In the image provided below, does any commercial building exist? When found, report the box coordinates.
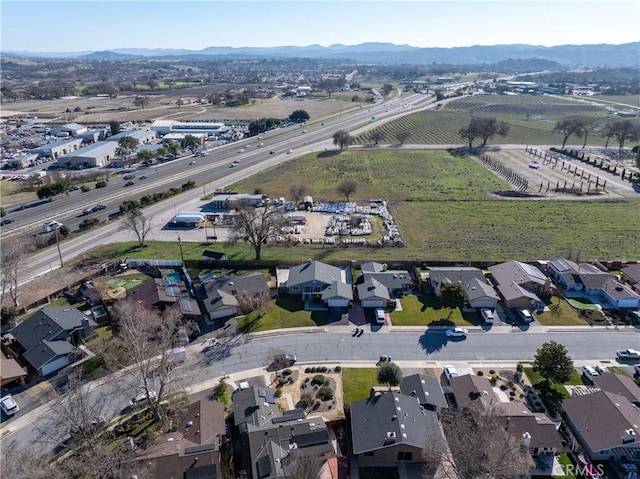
[30,138,84,159]
[58,141,118,168]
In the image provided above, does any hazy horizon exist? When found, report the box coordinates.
[2,1,639,54]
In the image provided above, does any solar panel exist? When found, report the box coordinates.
[271,410,305,423]
[185,443,216,454]
[163,280,180,297]
[518,262,546,280]
[294,429,330,448]
[179,298,192,312]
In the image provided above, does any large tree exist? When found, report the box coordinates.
[121,211,153,247]
[333,129,352,150]
[458,122,480,149]
[228,200,283,260]
[532,341,574,384]
[109,120,121,136]
[370,130,385,146]
[425,409,534,479]
[553,117,584,149]
[336,179,357,201]
[289,109,310,123]
[182,134,200,153]
[476,117,510,147]
[0,238,30,306]
[439,283,467,314]
[116,136,138,166]
[578,117,600,148]
[611,119,640,151]
[289,184,307,203]
[377,361,403,390]
[110,300,184,423]
[395,129,411,145]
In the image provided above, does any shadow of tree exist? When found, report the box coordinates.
[418,326,450,355]
[317,150,342,158]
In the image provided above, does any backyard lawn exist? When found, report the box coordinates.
[390,294,480,326]
[236,296,328,333]
[535,296,588,326]
[342,368,383,405]
[566,297,599,310]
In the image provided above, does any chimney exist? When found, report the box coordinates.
[384,431,396,445]
[622,429,637,444]
[521,432,531,449]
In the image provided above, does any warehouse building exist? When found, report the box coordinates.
[30,138,84,159]
[107,129,157,145]
[58,141,118,168]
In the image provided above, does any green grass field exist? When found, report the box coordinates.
[390,294,480,326]
[535,297,588,326]
[342,368,383,404]
[236,297,328,332]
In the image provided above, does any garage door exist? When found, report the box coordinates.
[211,307,236,319]
[362,299,385,308]
[327,298,349,308]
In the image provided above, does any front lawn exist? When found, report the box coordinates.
[554,453,576,479]
[390,294,479,326]
[535,296,588,326]
[566,297,599,310]
[342,368,383,405]
[524,367,570,415]
[236,296,328,333]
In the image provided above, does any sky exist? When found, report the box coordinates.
[2,0,639,53]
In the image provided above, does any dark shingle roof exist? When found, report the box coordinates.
[449,374,500,413]
[593,373,640,404]
[285,261,343,288]
[400,373,448,409]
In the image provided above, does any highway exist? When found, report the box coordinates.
[1,326,637,453]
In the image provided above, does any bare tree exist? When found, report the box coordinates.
[428,409,534,479]
[578,117,601,148]
[281,453,324,479]
[1,440,64,479]
[337,179,357,201]
[0,237,30,306]
[121,211,153,247]
[289,184,307,203]
[133,95,146,108]
[110,300,184,423]
[370,130,385,146]
[236,290,272,316]
[553,117,584,149]
[228,200,284,260]
[332,129,352,150]
[611,118,640,151]
[395,129,411,145]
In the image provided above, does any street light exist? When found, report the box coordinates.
[177,235,184,264]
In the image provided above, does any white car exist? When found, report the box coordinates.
[594,365,610,375]
[582,365,599,382]
[517,309,534,322]
[0,395,19,416]
[480,308,495,324]
[375,309,386,324]
[443,365,459,382]
[128,391,157,408]
[445,327,468,338]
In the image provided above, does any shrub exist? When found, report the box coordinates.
[318,366,327,373]
[477,371,484,376]
[275,387,282,398]
[282,369,292,376]
[334,365,342,372]
[489,369,496,375]
[490,375,500,383]
[299,392,314,409]
[80,185,90,192]
[500,384,508,391]
[309,367,316,373]
[312,375,326,386]
[318,386,334,401]
[95,180,107,189]
[305,367,311,373]
[516,363,524,372]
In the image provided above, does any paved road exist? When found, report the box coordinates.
[2,325,637,453]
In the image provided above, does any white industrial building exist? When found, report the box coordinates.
[59,141,118,168]
[107,129,157,145]
[30,138,84,159]
[151,119,229,137]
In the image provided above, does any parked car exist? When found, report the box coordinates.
[480,308,495,324]
[445,327,468,338]
[617,349,640,360]
[0,395,19,416]
[629,310,640,323]
[582,365,599,382]
[139,175,148,180]
[443,365,459,382]
[128,391,157,409]
[635,365,640,377]
[375,309,386,324]
[517,309,534,322]
[594,364,610,375]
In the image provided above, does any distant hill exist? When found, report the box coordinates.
[3,42,639,68]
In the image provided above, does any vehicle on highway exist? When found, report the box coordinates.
[286,149,293,154]
[480,308,495,324]
[43,220,63,233]
[128,391,156,409]
[375,308,386,324]
[258,143,264,147]
[445,327,468,338]
[0,394,19,416]
[93,204,107,211]
[139,175,148,180]
[229,161,239,168]
[189,160,197,165]
[594,364,610,375]
[82,208,93,215]
[124,181,135,187]
[1,218,15,226]
[238,149,245,153]
[617,349,640,360]
[194,151,205,157]
[517,309,534,322]
[269,150,276,154]
[443,365,459,382]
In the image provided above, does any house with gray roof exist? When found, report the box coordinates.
[6,307,96,376]
[621,263,640,294]
[350,392,445,465]
[559,390,640,465]
[428,267,499,309]
[320,280,353,308]
[126,278,200,317]
[360,262,413,297]
[277,260,351,307]
[400,373,448,412]
[357,277,391,308]
[488,261,551,309]
[593,373,640,406]
[201,273,270,320]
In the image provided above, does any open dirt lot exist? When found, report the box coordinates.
[1,93,355,124]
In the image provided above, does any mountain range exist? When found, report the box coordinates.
[4,42,639,67]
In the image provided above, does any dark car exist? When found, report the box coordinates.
[93,204,107,211]
[0,218,15,226]
[124,181,135,187]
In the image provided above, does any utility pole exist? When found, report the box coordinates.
[177,235,185,264]
[55,228,63,267]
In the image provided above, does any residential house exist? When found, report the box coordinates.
[360,262,413,298]
[201,273,270,320]
[131,400,226,479]
[320,280,353,308]
[0,354,27,386]
[350,392,445,465]
[357,277,391,308]
[232,384,335,479]
[488,261,550,310]
[127,278,200,317]
[592,373,640,406]
[277,260,351,305]
[621,264,640,295]
[448,374,500,413]
[399,373,448,412]
[427,267,499,309]
[559,390,640,469]
[5,307,96,376]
